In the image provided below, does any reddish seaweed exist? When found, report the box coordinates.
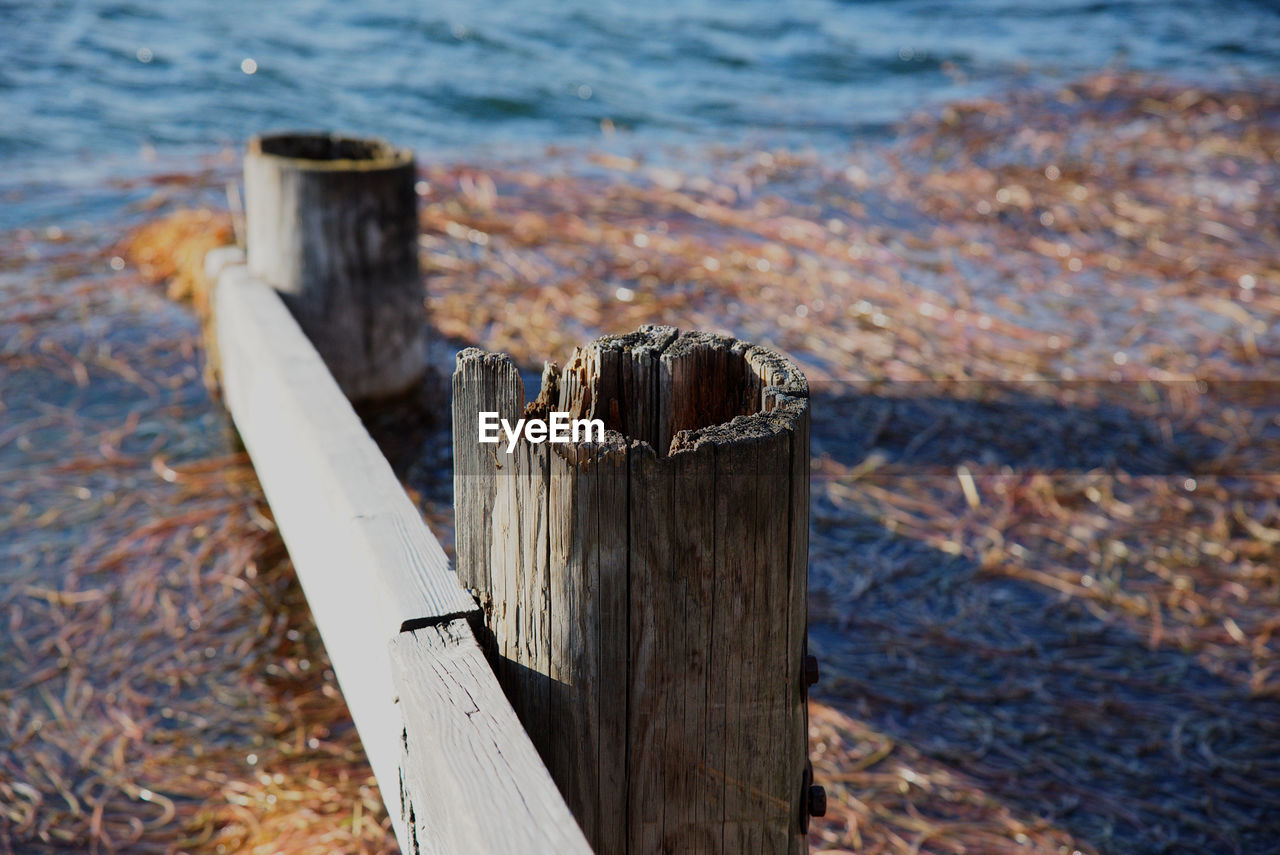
[4,70,1280,853]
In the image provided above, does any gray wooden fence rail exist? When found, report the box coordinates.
[208,244,592,855]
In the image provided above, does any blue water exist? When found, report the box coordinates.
[2,0,1279,226]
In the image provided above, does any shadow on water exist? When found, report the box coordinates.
[808,524,1280,853]
[809,383,1236,477]
[807,383,1280,854]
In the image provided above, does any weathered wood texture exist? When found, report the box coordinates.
[454,326,812,854]
[213,258,588,853]
[244,132,428,400]
[450,349,526,596]
[391,621,593,855]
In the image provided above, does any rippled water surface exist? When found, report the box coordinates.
[4,0,1279,206]
[5,3,1280,854]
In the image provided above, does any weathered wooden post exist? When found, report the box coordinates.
[453,326,821,854]
[244,132,428,400]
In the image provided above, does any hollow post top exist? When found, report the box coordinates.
[454,326,809,461]
[247,132,414,173]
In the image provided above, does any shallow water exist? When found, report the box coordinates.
[4,3,1280,853]
[4,0,1280,227]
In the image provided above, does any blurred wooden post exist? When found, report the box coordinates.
[244,132,427,400]
[453,326,821,854]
